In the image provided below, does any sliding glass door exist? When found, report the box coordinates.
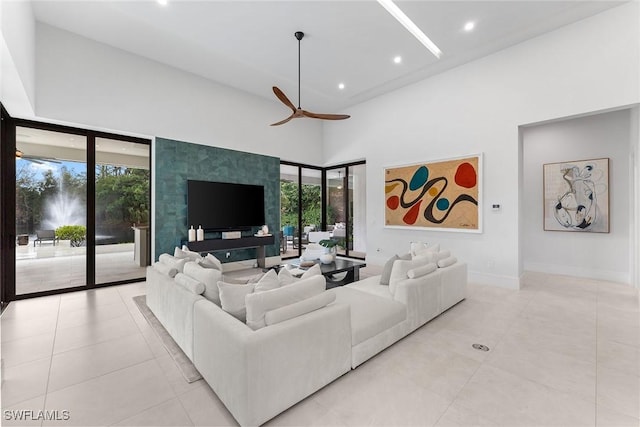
[280,160,366,260]
[95,138,150,284]
[15,127,88,294]
[325,162,366,259]
[2,114,151,300]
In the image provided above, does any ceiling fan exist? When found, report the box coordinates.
[16,149,61,165]
[271,31,350,126]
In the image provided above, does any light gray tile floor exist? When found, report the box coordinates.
[0,273,638,426]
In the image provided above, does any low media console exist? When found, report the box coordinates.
[186,235,275,268]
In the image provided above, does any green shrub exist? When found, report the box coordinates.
[56,225,86,247]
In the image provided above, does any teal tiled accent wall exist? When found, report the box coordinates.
[155,138,280,262]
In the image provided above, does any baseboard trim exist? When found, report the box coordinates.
[524,262,630,285]
[468,271,520,290]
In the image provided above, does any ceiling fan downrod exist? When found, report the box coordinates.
[295,31,304,109]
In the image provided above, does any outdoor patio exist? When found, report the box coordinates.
[16,240,145,295]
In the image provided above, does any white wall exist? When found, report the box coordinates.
[322,3,639,288]
[0,0,36,116]
[34,24,323,164]
[522,110,631,284]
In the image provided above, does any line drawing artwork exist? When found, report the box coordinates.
[384,155,482,232]
[543,158,609,233]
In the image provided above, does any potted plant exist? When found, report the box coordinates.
[55,225,87,247]
[318,239,339,264]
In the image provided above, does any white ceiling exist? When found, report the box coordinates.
[31,0,624,113]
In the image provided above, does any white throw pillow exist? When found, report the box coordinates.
[158,254,188,273]
[413,247,436,262]
[278,268,297,286]
[389,257,430,295]
[254,269,280,292]
[410,241,427,257]
[174,273,205,295]
[200,254,223,271]
[245,275,327,330]
[153,262,178,278]
[407,262,438,279]
[380,253,412,286]
[437,256,458,268]
[175,246,202,261]
[300,263,322,279]
[217,281,256,322]
[183,261,223,305]
[436,250,451,262]
[379,255,399,286]
[265,291,336,326]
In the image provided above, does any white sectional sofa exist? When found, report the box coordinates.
[146,247,466,426]
[337,260,467,367]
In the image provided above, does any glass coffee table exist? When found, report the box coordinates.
[284,258,366,289]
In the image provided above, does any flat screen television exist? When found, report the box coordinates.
[187,180,265,231]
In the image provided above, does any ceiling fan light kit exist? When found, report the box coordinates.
[270,31,350,126]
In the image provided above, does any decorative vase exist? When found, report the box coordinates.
[196,225,204,241]
[188,225,196,242]
[320,253,334,264]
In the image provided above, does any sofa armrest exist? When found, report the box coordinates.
[438,262,467,311]
[393,271,442,332]
[192,300,351,427]
[146,266,203,359]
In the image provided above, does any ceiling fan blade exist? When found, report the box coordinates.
[272,87,296,113]
[301,110,351,121]
[270,114,297,126]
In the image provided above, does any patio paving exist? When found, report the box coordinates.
[16,242,146,295]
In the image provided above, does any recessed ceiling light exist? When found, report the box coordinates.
[464,21,475,32]
[377,0,442,59]
[338,83,345,90]
[157,0,168,6]
[393,56,402,64]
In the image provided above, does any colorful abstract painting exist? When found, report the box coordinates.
[384,155,482,232]
[543,158,609,233]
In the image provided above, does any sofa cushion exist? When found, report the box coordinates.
[380,255,398,286]
[438,256,458,268]
[245,275,327,330]
[200,254,223,271]
[152,261,178,278]
[380,253,411,285]
[300,263,322,280]
[347,275,393,300]
[174,273,205,295]
[410,242,440,257]
[183,261,223,305]
[407,262,438,279]
[333,287,406,346]
[389,257,429,295]
[254,269,280,292]
[175,246,202,261]
[277,267,296,286]
[158,253,188,273]
[264,291,336,327]
[217,281,256,322]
